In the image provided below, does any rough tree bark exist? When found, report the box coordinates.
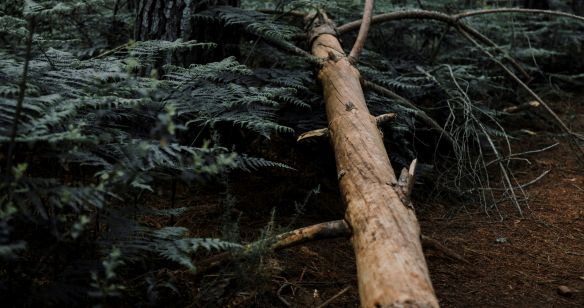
[308,13,439,307]
[134,0,240,66]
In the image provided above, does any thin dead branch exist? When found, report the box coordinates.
[503,101,541,113]
[337,8,584,144]
[420,235,471,264]
[348,0,375,62]
[197,218,469,281]
[337,8,584,33]
[485,142,558,167]
[195,220,351,275]
[316,286,351,308]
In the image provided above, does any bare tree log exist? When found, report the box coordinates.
[307,12,438,307]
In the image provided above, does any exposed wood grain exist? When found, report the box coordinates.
[309,12,438,307]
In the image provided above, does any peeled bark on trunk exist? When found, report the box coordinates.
[308,13,438,307]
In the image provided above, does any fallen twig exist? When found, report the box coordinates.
[93,41,133,59]
[316,286,351,308]
[195,220,351,275]
[485,143,559,167]
[421,235,471,264]
[196,219,470,276]
[502,101,541,113]
[277,283,293,307]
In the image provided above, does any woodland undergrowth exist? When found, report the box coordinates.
[0,0,582,305]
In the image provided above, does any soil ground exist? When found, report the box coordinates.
[184,96,583,307]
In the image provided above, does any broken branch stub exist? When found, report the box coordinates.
[308,12,438,307]
[297,113,395,142]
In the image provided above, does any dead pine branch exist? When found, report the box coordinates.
[197,218,469,273]
[195,220,352,275]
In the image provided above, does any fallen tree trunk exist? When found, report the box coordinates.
[307,12,439,307]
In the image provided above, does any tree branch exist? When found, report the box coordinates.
[195,220,351,275]
[337,8,584,34]
[348,0,375,62]
[338,10,455,34]
[196,219,469,275]
[338,8,584,144]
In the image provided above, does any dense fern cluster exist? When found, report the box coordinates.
[0,0,307,305]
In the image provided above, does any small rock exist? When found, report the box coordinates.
[557,285,573,297]
[495,237,508,244]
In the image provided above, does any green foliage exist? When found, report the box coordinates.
[0,0,301,305]
[1,0,582,305]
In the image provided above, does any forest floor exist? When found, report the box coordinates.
[177,95,583,307]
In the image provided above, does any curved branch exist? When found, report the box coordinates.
[338,9,584,142]
[348,0,375,62]
[337,8,584,34]
[339,10,454,34]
